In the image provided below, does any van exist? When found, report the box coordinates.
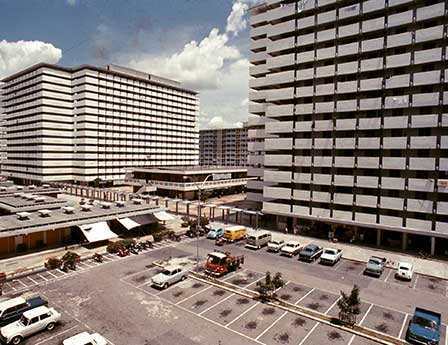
[245,230,272,249]
[207,228,224,239]
[223,225,246,242]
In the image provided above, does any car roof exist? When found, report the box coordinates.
[247,230,270,236]
[0,297,26,311]
[163,265,183,271]
[209,252,227,259]
[398,262,413,268]
[63,332,93,344]
[23,305,50,318]
[285,240,300,245]
[305,244,318,249]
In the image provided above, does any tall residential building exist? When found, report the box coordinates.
[249,0,448,255]
[199,125,248,166]
[1,64,199,184]
[0,84,6,171]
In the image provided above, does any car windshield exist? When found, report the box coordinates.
[414,316,437,330]
[304,247,313,252]
[247,236,256,240]
[162,269,174,275]
[286,243,296,248]
[399,266,409,271]
[271,241,281,245]
[324,249,335,255]
[369,258,381,265]
[19,315,29,326]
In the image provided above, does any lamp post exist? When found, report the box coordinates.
[193,174,214,272]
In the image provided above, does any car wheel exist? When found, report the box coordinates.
[163,283,169,289]
[11,336,23,345]
[46,322,56,331]
[181,275,187,281]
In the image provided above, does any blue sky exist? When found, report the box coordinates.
[0,0,258,128]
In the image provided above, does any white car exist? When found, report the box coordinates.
[396,262,414,281]
[63,331,108,345]
[320,248,343,265]
[0,306,61,344]
[280,241,302,257]
[151,265,188,289]
[267,239,286,253]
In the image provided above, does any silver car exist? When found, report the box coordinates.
[151,265,188,289]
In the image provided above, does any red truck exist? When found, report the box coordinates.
[205,251,244,277]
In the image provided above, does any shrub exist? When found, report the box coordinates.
[45,257,60,269]
[106,239,134,253]
[153,232,163,242]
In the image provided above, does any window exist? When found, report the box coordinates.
[30,316,39,325]
[40,313,51,321]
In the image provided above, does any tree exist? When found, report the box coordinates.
[337,285,361,326]
[256,271,285,301]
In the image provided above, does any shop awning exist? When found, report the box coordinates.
[78,221,118,242]
[117,214,158,230]
[153,211,176,221]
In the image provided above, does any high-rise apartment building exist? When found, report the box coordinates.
[0,84,6,171]
[249,0,448,255]
[199,125,248,166]
[1,64,199,184]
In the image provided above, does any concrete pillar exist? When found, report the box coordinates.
[186,204,190,216]
[275,215,279,231]
[222,209,225,223]
[402,233,408,251]
[430,237,436,256]
[226,209,230,223]
[175,202,179,214]
[209,207,212,219]
[165,199,169,208]
[156,199,159,206]
[376,229,382,247]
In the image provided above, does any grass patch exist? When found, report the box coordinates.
[213,290,226,296]
[133,275,149,283]
[327,331,342,340]
[347,266,357,271]
[247,272,255,278]
[292,317,306,327]
[219,309,232,318]
[307,302,321,310]
[383,311,394,320]
[277,332,290,344]
[428,277,441,283]
[193,300,207,308]
[262,307,276,315]
[236,298,250,305]
[292,286,303,292]
[172,291,184,297]
[375,323,389,333]
[280,294,292,301]
[245,321,257,329]
[427,284,436,290]
[192,282,203,288]
[319,294,329,301]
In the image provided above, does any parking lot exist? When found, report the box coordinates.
[2,234,448,345]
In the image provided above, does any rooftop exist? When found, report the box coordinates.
[0,194,66,213]
[132,166,247,175]
[0,200,164,237]
[0,185,60,197]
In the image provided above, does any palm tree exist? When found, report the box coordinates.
[256,271,285,300]
[337,285,361,326]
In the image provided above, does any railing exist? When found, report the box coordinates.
[142,178,256,191]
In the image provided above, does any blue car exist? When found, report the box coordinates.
[207,228,224,239]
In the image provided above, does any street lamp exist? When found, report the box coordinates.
[192,174,214,272]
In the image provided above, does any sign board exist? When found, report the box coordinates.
[213,173,231,181]
[438,180,448,187]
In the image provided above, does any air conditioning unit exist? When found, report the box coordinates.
[17,212,31,220]
[62,206,75,214]
[116,201,125,207]
[81,204,93,211]
[38,209,52,217]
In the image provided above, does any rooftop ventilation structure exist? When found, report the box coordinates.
[132,198,143,205]
[38,209,51,217]
[17,212,31,220]
[81,204,93,212]
[116,201,125,207]
[62,206,75,214]
[100,202,112,209]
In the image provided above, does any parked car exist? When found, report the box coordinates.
[207,228,224,239]
[151,265,188,289]
[280,241,302,257]
[406,307,441,345]
[0,305,61,344]
[267,239,286,253]
[364,256,387,277]
[299,244,323,262]
[319,248,342,265]
[245,230,271,249]
[63,331,108,345]
[396,262,414,281]
[0,296,48,327]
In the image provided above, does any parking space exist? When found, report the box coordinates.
[335,260,365,276]
[385,269,416,288]
[178,286,233,314]
[415,275,448,296]
[276,282,313,303]
[156,279,210,304]
[296,288,340,314]
[302,323,353,345]
[361,305,407,338]
[224,269,264,288]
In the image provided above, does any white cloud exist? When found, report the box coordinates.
[66,0,77,6]
[0,40,62,79]
[226,1,249,36]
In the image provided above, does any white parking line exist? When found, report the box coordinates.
[13,279,28,288]
[199,293,235,316]
[296,288,315,304]
[226,301,260,328]
[347,335,356,345]
[445,325,447,345]
[33,325,78,345]
[176,286,212,305]
[298,322,319,345]
[398,313,409,339]
[255,310,288,340]
[359,304,373,326]
[81,261,94,268]
[26,276,38,285]
[46,270,58,278]
[384,269,394,282]
[38,273,49,281]
[5,282,16,291]
[412,274,419,289]
[325,296,341,315]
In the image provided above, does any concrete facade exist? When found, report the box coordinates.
[248,0,448,254]
[1,64,199,184]
[0,83,6,172]
[199,125,248,166]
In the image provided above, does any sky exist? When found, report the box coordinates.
[0,0,262,129]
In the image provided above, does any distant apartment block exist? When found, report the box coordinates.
[249,0,448,255]
[0,84,6,170]
[1,64,199,184]
[199,125,248,166]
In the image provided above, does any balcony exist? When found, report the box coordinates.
[360,78,382,91]
[338,42,359,57]
[380,215,402,227]
[267,37,295,55]
[339,23,359,38]
[249,90,266,102]
[267,53,295,70]
[313,156,332,167]
[313,191,331,203]
[264,170,291,183]
[357,157,379,169]
[384,116,408,129]
[317,10,336,25]
[248,142,265,152]
[334,193,353,205]
[382,157,406,170]
[335,137,355,149]
[293,190,310,201]
[383,137,407,149]
[293,172,311,184]
[415,48,442,65]
[249,77,266,89]
[409,158,435,171]
[386,53,411,68]
[388,10,412,28]
[263,202,291,214]
[337,81,357,94]
[250,11,267,26]
[417,3,445,21]
[314,138,333,149]
[413,93,439,107]
[249,102,266,114]
[267,3,295,21]
[356,195,377,208]
[264,186,291,200]
[385,74,410,89]
[266,104,294,117]
[359,117,381,130]
[415,25,444,43]
[265,121,293,134]
[313,173,331,185]
[265,138,293,151]
[381,177,405,190]
[250,38,267,51]
[295,121,313,132]
[294,139,312,149]
[410,136,437,149]
[268,19,295,38]
[311,208,330,218]
[266,87,294,102]
[339,3,359,19]
[316,28,336,43]
[250,64,268,77]
[388,32,412,48]
[251,24,267,39]
[264,154,292,166]
[357,176,378,188]
[265,70,295,86]
[408,178,434,192]
[363,0,385,13]
[385,95,408,108]
[250,51,268,65]
[334,156,355,168]
[407,218,432,231]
